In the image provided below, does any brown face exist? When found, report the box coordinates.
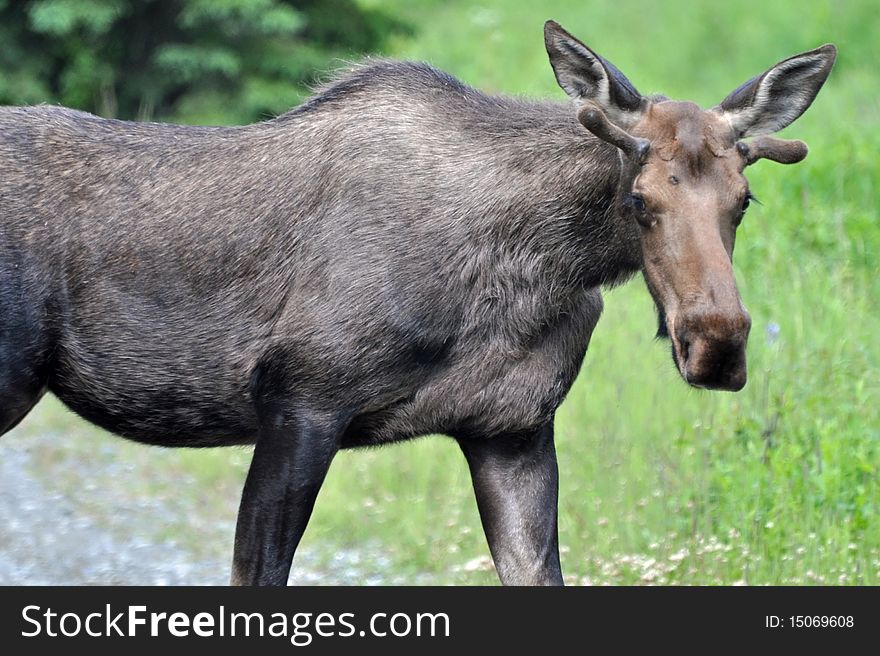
[628,102,752,391]
[544,19,835,393]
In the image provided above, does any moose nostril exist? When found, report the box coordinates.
[676,330,691,363]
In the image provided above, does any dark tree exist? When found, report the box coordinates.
[0,0,410,124]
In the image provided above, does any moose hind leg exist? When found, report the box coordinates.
[230,401,346,586]
[0,372,46,436]
[458,423,564,586]
[0,275,50,436]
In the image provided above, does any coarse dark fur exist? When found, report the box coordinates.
[0,61,618,447]
[0,22,835,585]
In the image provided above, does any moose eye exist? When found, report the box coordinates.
[735,192,757,227]
[629,194,655,228]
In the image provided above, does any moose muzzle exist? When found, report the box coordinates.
[674,306,751,391]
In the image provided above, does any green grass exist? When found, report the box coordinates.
[13,0,880,584]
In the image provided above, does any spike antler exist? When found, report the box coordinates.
[577,102,650,163]
[737,137,808,166]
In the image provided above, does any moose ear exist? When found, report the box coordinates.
[717,45,836,138]
[544,20,645,127]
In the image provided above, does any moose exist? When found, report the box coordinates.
[0,21,835,585]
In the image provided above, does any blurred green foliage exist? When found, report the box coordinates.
[0,0,410,123]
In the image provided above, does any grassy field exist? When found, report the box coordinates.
[12,0,879,584]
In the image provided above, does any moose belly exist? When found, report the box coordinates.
[49,362,259,447]
[47,311,261,447]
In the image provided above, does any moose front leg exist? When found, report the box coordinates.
[458,423,563,586]
[231,408,342,586]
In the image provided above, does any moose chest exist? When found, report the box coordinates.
[336,279,604,445]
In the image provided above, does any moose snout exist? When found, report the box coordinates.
[675,308,751,392]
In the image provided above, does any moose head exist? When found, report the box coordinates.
[545,21,835,391]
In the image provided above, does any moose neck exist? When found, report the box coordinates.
[455,98,643,291]
[274,64,644,293]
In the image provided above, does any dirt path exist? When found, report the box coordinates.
[0,442,227,585]
[0,404,382,585]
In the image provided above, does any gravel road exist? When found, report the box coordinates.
[0,403,391,585]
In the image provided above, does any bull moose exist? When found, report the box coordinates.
[0,21,835,585]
